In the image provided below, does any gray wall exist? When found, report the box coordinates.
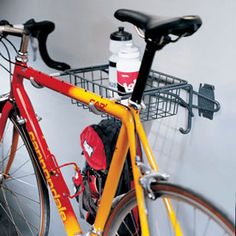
[0,0,235,235]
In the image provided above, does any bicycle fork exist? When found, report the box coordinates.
[0,98,20,180]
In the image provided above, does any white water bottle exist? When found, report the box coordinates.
[108,27,132,98]
[116,44,141,96]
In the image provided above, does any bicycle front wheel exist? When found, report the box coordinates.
[0,112,50,235]
[104,182,235,236]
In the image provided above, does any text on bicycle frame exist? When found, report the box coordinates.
[29,131,67,222]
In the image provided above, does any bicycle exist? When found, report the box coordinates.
[0,8,235,236]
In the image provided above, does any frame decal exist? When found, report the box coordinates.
[29,131,67,221]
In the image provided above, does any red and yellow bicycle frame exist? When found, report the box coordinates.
[0,62,182,236]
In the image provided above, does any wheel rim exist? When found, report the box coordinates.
[105,184,234,236]
[0,117,48,236]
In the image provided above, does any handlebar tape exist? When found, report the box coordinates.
[24,19,71,71]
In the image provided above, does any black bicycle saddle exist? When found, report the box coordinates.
[114,9,202,41]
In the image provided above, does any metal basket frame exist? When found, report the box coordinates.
[63,64,187,118]
[59,64,220,134]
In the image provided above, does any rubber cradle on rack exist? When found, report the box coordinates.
[198,83,215,120]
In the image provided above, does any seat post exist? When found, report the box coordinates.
[131,42,157,105]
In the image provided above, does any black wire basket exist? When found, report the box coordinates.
[60,64,188,122]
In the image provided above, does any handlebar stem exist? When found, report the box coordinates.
[16,33,30,63]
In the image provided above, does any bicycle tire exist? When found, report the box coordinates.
[104,182,235,236]
[0,111,50,236]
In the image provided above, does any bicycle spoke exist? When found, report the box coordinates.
[5,174,38,188]
[129,210,140,236]
[0,200,38,234]
[121,217,135,236]
[0,203,22,236]
[2,185,40,204]
[193,207,196,236]
[6,172,35,181]
[203,217,210,236]
[13,188,37,235]
[2,184,40,218]
[9,159,30,176]
[1,187,22,236]
[1,185,40,231]
[0,144,24,166]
